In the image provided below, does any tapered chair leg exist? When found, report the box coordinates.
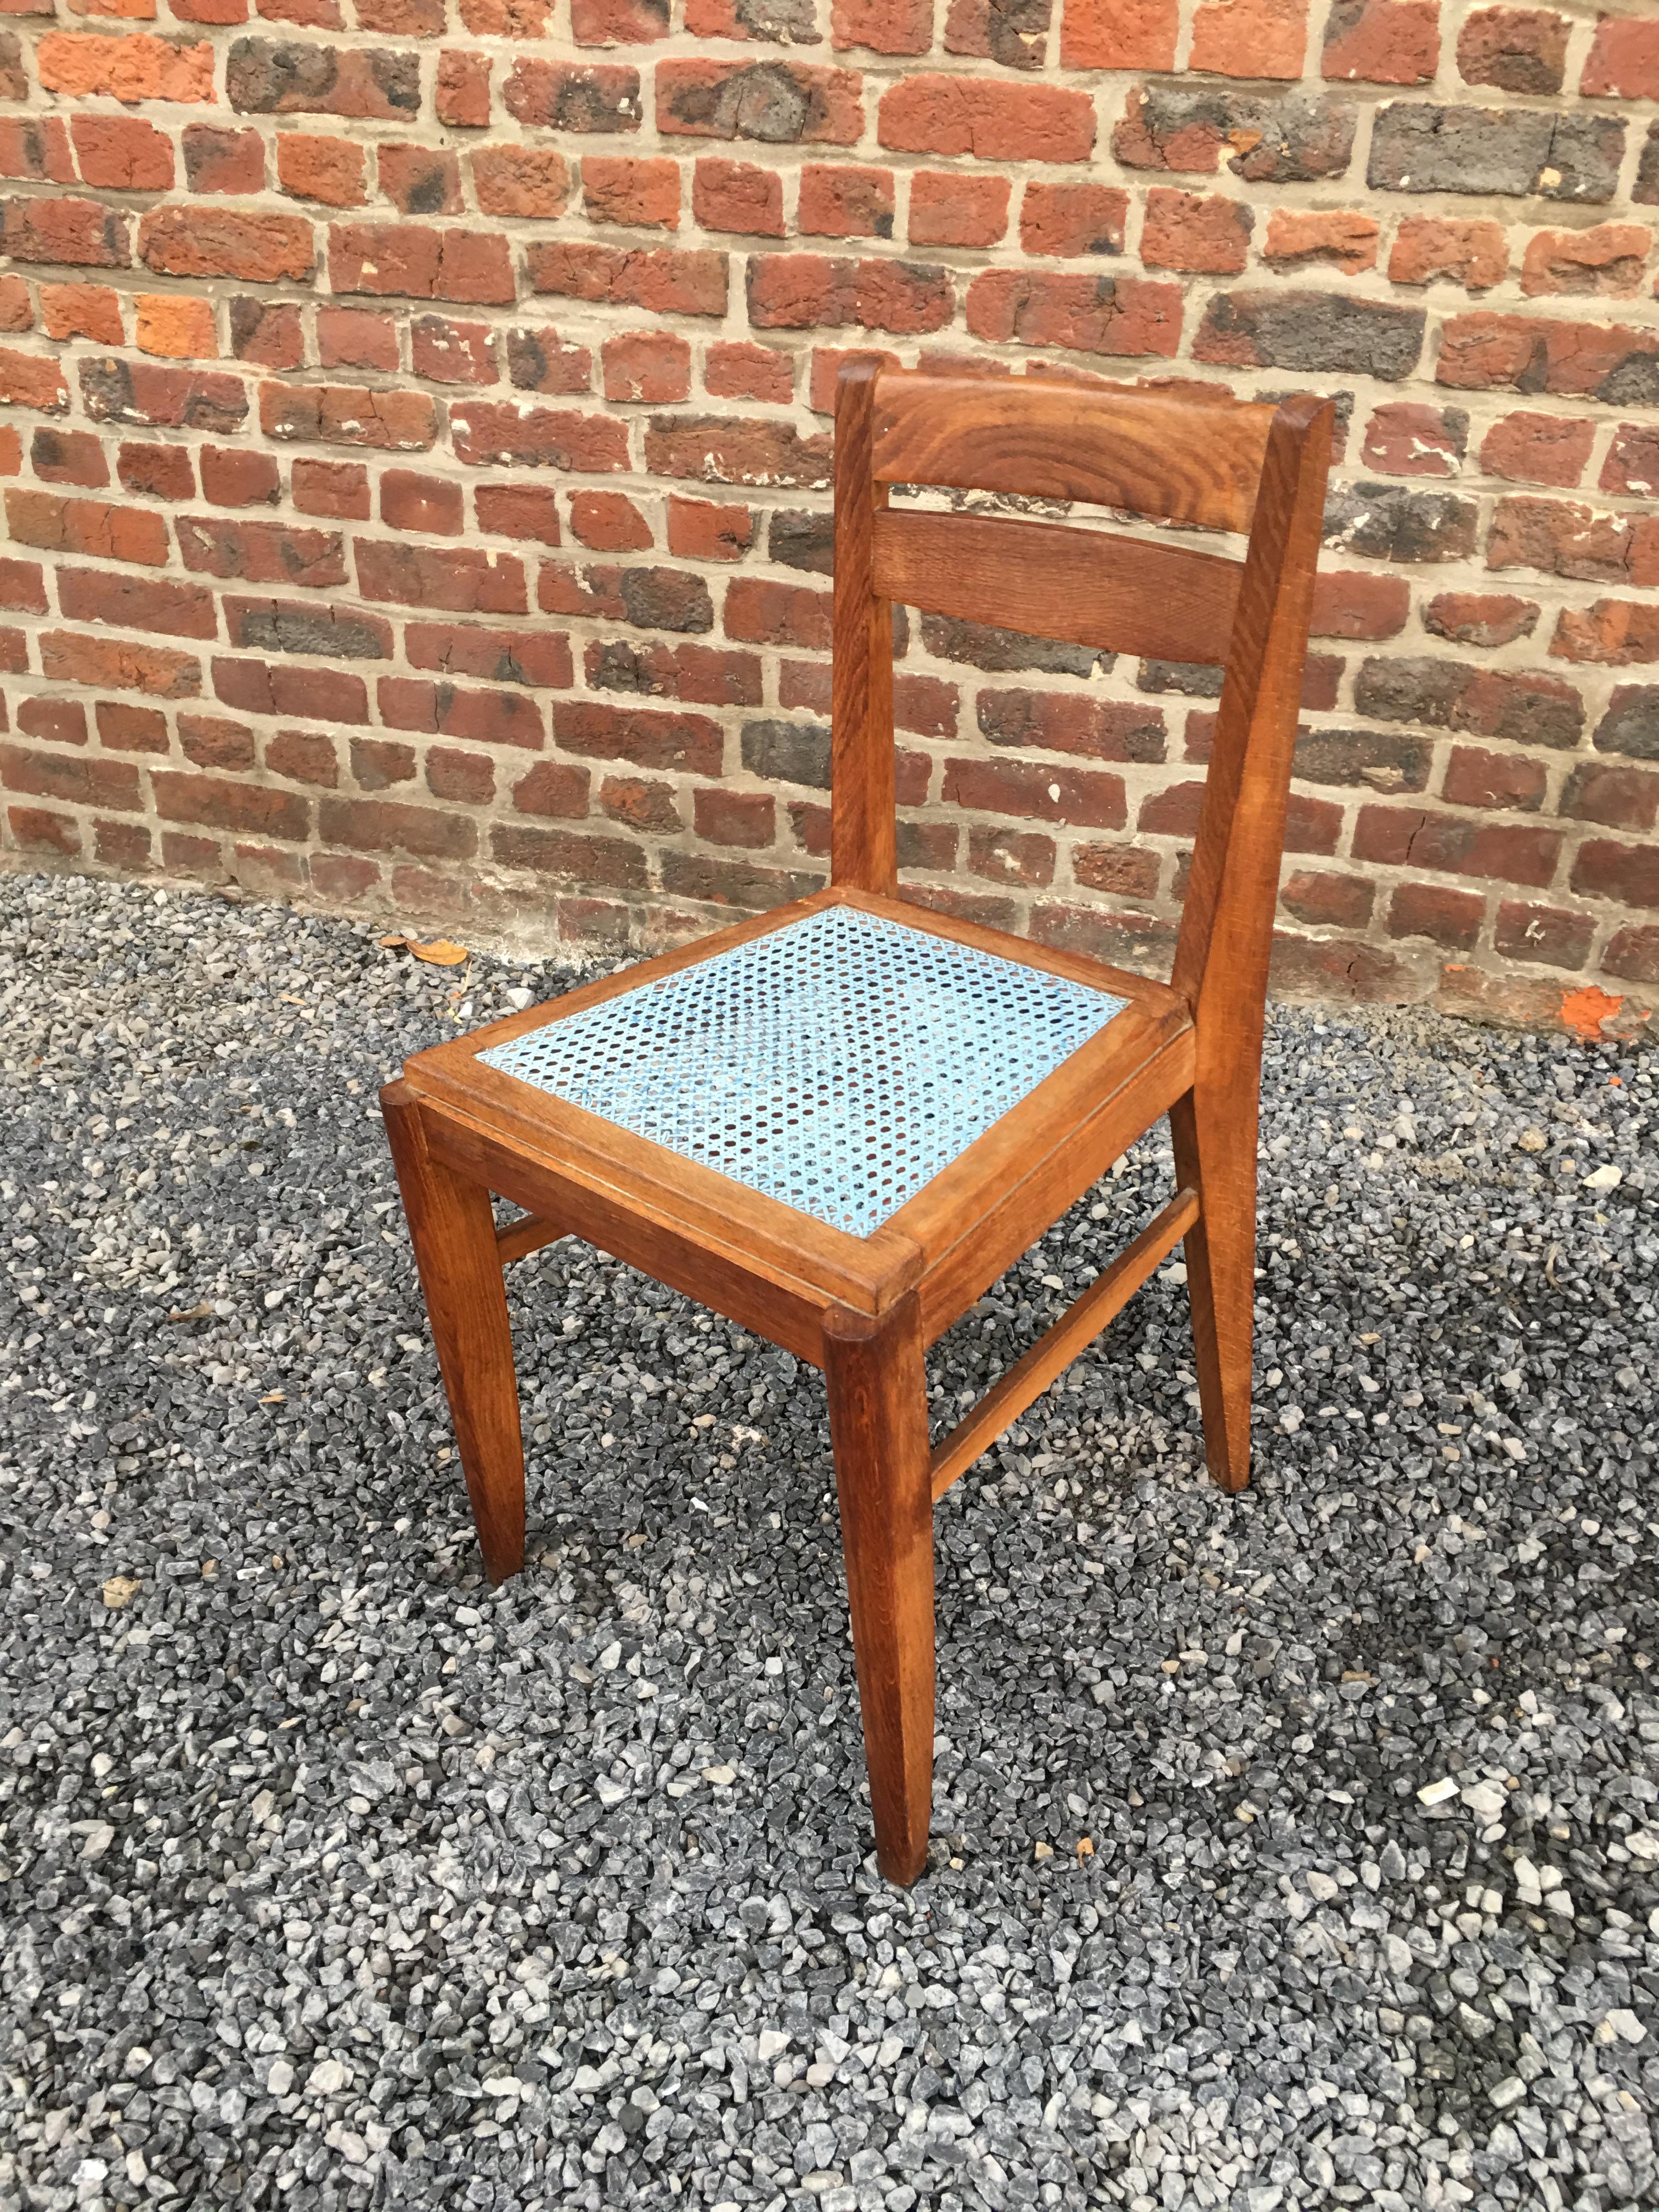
[1171,1087,1257,1494]
[822,1291,935,1884]
[382,1080,526,1582]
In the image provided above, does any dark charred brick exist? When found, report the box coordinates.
[1355,655,1584,749]
[226,597,392,659]
[1113,87,1357,184]
[227,39,421,120]
[1137,659,1222,699]
[1193,290,1424,381]
[617,567,715,634]
[1368,103,1623,204]
[659,61,854,145]
[1323,482,1480,562]
[919,613,1105,678]
[1595,686,1659,761]
[741,717,830,789]
[1293,725,1432,792]
[768,507,834,575]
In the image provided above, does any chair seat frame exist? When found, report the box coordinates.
[383,364,1334,1883]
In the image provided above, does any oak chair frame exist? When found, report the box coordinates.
[382,364,1333,1885]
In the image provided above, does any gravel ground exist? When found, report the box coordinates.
[1,868,1657,2212]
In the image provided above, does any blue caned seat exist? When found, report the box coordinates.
[479,904,1127,1240]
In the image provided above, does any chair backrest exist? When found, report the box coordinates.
[831,362,1334,1025]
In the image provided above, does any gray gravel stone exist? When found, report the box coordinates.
[2,870,1657,2211]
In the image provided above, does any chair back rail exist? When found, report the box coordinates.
[831,359,1334,1011]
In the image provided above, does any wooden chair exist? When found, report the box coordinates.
[381,365,1333,1885]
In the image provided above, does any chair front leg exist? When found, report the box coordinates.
[382,1081,527,1583]
[1170,1085,1256,1494]
[822,1291,934,1884]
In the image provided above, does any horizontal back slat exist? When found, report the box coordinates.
[871,507,1244,667]
[872,373,1276,535]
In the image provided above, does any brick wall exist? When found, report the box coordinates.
[1,1,1657,1035]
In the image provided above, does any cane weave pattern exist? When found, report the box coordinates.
[480,905,1127,1238]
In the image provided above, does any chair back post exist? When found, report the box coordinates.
[1170,396,1334,1074]
[831,357,896,894]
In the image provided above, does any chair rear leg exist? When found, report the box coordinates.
[822,1293,934,1884]
[382,1081,526,1582]
[1171,1087,1256,1494]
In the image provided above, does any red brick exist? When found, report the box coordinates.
[59,565,216,638]
[183,124,266,194]
[595,772,676,831]
[467,146,569,222]
[571,0,668,38]
[2,195,128,269]
[411,313,497,386]
[436,50,490,127]
[909,170,1009,249]
[381,467,463,534]
[276,132,368,207]
[0,349,69,414]
[5,488,168,565]
[602,330,692,404]
[582,153,677,228]
[1388,217,1506,291]
[153,770,309,841]
[1442,744,1548,812]
[1489,493,1659,588]
[98,701,169,755]
[966,826,1054,887]
[800,164,895,241]
[1603,924,1659,985]
[877,76,1096,164]
[354,539,526,614]
[1423,592,1538,647]
[41,282,124,345]
[692,159,784,238]
[0,277,30,332]
[351,736,416,791]
[1059,0,1178,70]
[448,402,630,472]
[1581,16,1659,100]
[1352,804,1561,885]
[1264,208,1379,275]
[1493,899,1594,968]
[475,483,562,545]
[663,496,749,562]
[42,633,201,698]
[1322,0,1438,83]
[1387,882,1484,950]
[179,515,346,589]
[1458,8,1567,94]
[705,341,794,403]
[294,457,370,518]
[1561,760,1659,833]
[943,756,1126,829]
[0,742,142,812]
[382,672,551,742]
[199,443,281,506]
[1570,839,1659,907]
[554,698,723,775]
[1479,411,1594,489]
[528,239,727,317]
[648,414,834,489]
[569,489,652,551]
[320,794,476,860]
[0,119,74,187]
[427,746,496,805]
[179,713,255,771]
[377,142,461,216]
[262,381,437,450]
[230,298,303,370]
[1142,189,1252,275]
[118,441,195,501]
[975,689,1164,761]
[1521,224,1652,301]
[691,784,770,848]
[134,294,217,360]
[747,253,952,335]
[723,577,831,650]
[831,0,932,52]
[315,306,397,375]
[1361,400,1466,477]
[330,221,514,305]
[1437,313,1659,402]
[966,270,1182,358]
[1281,869,1375,928]
[6,805,79,856]
[94,819,153,868]
[16,698,88,747]
[1551,602,1659,667]
[38,31,213,104]
[72,114,174,190]
[504,59,641,133]
[1189,0,1310,80]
